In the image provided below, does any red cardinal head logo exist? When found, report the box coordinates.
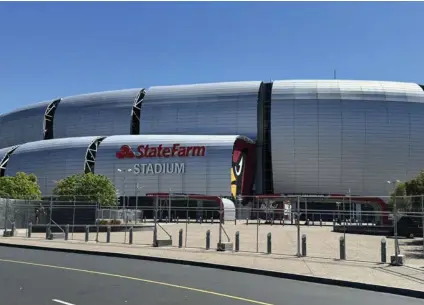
[116,145,135,159]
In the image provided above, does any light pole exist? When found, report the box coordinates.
[136,183,144,224]
[347,188,352,222]
[386,179,401,264]
[168,188,172,222]
[117,168,132,224]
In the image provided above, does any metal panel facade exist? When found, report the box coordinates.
[0,100,50,149]
[5,137,100,195]
[95,135,240,197]
[271,80,424,197]
[54,89,142,138]
[140,82,261,140]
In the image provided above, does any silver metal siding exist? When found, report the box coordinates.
[140,82,261,140]
[54,89,141,138]
[95,135,239,197]
[5,137,100,195]
[271,80,424,196]
[0,101,50,149]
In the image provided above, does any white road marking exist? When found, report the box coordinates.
[52,299,75,305]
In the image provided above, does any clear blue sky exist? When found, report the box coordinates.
[0,2,423,114]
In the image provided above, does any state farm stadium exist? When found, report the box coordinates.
[1,80,424,223]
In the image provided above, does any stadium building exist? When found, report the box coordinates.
[1,80,424,221]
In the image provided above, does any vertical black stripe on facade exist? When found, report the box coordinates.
[130,89,146,135]
[43,99,61,140]
[0,145,19,177]
[84,137,107,174]
[256,82,274,195]
[262,82,274,194]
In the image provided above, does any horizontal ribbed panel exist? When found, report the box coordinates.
[54,89,142,138]
[0,100,51,149]
[271,80,424,197]
[140,82,261,140]
[6,137,100,194]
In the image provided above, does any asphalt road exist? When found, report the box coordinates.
[0,247,422,305]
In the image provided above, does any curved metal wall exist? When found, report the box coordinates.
[53,89,143,139]
[271,80,424,197]
[0,100,51,149]
[140,82,262,140]
[95,135,243,197]
[5,137,101,195]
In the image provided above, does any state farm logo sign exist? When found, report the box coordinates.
[116,143,206,175]
[116,143,206,159]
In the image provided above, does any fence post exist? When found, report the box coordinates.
[177,217,179,224]
[206,229,210,250]
[85,226,89,242]
[339,236,346,260]
[129,227,133,245]
[210,217,213,224]
[178,229,183,248]
[381,238,387,263]
[11,222,15,237]
[302,234,307,257]
[200,217,202,224]
[235,231,240,252]
[320,219,322,227]
[65,224,69,241]
[188,217,190,224]
[267,232,272,254]
[27,222,32,238]
[106,226,111,243]
[246,218,248,225]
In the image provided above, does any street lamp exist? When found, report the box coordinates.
[117,168,132,222]
[136,183,144,224]
[386,179,401,264]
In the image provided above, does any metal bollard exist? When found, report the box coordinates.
[381,238,387,263]
[339,236,346,260]
[46,225,51,240]
[301,234,307,257]
[235,231,240,252]
[11,222,15,236]
[210,217,213,224]
[178,229,183,248]
[64,224,69,241]
[267,233,272,254]
[320,219,322,227]
[129,227,133,245]
[85,226,89,242]
[246,218,248,225]
[27,222,32,238]
[234,217,237,225]
[106,226,111,243]
[206,229,211,250]
[282,217,285,226]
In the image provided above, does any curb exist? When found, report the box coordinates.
[1,241,423,299]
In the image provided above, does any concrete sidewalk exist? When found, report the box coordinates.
[0,235,423,293]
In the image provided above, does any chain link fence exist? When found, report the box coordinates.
[1,194,423,265]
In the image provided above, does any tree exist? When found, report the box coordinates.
[52,173,117,206]
[389,171,424,211]
[0,172,42,200]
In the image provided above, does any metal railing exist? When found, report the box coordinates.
[1,195,423,265]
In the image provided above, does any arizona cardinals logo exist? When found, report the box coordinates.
[116,145,135,159]
[231,149,246,200]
